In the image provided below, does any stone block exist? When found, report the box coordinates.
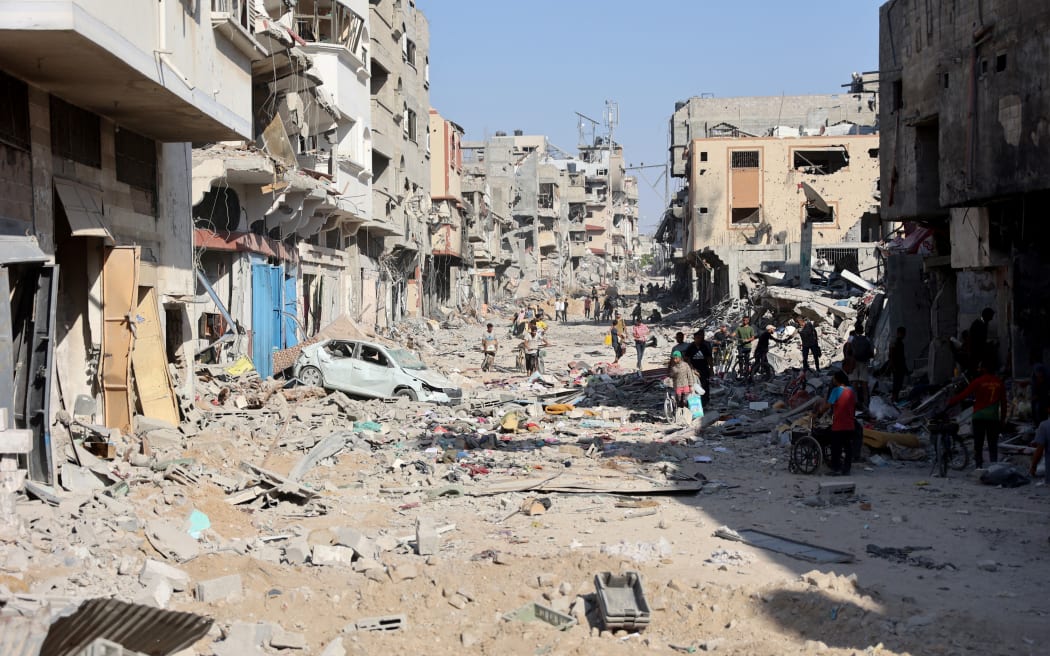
[415,517,439,556]
[333,527,376,559]
[311,544,356,566]
[196,574,243,603]
[139,558,191,592]
[269,626,307,650]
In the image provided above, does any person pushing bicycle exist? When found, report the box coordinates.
[735,316,757,368]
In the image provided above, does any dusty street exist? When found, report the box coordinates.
[4,303,1048,656]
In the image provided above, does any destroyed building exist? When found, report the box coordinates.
[426,109,473,311]
[659,84,885,309]
[461,132,639,296]
[879,0,1050,380]
[0,0,266,484]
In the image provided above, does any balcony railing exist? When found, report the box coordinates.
[212,0,251,32]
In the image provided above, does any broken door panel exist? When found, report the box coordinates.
[20,265,58,483]
[100,246,140,431]
[131,286,180,425]
[251,263,281,379]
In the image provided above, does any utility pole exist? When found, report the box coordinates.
[605,100,618,286]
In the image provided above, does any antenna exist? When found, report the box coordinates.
[574,111,599,146]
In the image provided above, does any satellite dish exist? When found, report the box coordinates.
[800,182,831,215]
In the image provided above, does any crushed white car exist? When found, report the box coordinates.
[293,339,462,405]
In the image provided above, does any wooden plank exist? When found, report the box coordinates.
[100,246,139,432]
[469,474,704,497]
[131,287,180,425]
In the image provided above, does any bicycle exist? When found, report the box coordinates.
[927,413,970,477]
[662,380,680,423]
[784,368,820,400]
[730,345,751,382]
[747,352,774,384]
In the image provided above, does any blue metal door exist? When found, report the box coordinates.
[251,263,282,379]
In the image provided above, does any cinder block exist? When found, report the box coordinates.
[333,527,376,559]
[818,481,856,496]
[415,518,439,556]
[196,573,243,603]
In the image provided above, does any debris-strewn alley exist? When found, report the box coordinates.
[4,287,1049,655]
[3,1,1050,655]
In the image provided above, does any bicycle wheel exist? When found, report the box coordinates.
[663,394,677,423]
[949,439,970,471]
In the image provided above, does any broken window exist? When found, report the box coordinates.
[730,150,761,224]
[806,203,835,224]
[50,96,100,168]
[405,38,417,66]
[115,128,157,194]
[0,71,30,151]
[538,183,555,209]
[294,1,364,51]
[792,148,849,175]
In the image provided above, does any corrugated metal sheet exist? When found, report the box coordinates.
[38,599,212,656]
[0,612,50,656]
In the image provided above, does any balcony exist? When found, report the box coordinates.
[211,0,267,61]
[0,0,253,141]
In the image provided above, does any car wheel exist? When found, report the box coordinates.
[298,366,323,387]
[394,387,417,401]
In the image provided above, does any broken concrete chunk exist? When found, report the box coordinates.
[311,544,356,567]
[415,517,439,556]
[269,625,307,650]
[145,520,200,563]
[139,558,191,592]
[196,574,243,603]
[333,526,376,560]
[60,464,105,494]
[319,638,346,656]
[388,563,419,582]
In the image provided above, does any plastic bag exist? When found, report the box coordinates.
[687,393,704,419]
[692,382,706,396]
[603,333,613,346]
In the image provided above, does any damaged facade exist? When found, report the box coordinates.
[461,132,639,298]
[660,85,885,310]
[879,0,1050,380]
[0,0,261,484]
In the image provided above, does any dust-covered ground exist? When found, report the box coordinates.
[3,304,1049,656]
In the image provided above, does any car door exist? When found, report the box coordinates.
[350,342,397,398]
[318,340,359,394]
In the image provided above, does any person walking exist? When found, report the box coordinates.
[631,302,643,323]
[684,330,713,397]
[602,296,614,322]
[671,331,690,359]
[888,326,909,402]
[608,320,626,364]
[631,318,650,370]
[751,324,792,381]
[583,296,592,320]
[848,324,875,409]
[481,323,499,372]
[521,325,548,376]
[968,308,995,376]
[947,361,1006,469]
[816,370,859,475]
[798,316,822,373]
[669,351,696,410]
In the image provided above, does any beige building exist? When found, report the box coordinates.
[366,0,430,322]
[427,108,471,310]
[685,133,882,306]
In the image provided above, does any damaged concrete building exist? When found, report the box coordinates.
[659,84,885,310]
[192,0,372,379]
[461,132,639,297]
[0,0,264,483]
[878,0,1050,379]
[426,109,473,311]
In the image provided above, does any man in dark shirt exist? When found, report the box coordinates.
[798,317,821,373]
[968,308,995,376]
[683,330,713,397]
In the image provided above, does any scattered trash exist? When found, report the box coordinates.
[979,464,1031,488]
[714,526,854,564]
[502,602,577,630]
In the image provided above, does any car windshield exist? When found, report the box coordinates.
[389,348,427,370]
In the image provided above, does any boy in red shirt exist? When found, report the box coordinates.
[817,370,858,475]
[948,362,1006,469]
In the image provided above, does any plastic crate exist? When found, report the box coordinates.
[594,571,651,631]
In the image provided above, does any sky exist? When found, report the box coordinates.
[416,0,884,234]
